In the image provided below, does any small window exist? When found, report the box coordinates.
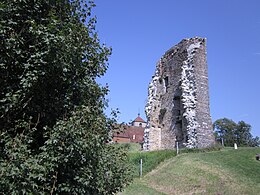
[164,76,169,88]
[133,135,135,140]
[139,123,142,127]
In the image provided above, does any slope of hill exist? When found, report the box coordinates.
[122,147,260,195]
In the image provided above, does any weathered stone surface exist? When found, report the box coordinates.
[143,37,215,151]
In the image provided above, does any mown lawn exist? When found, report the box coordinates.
[121,147,260,195]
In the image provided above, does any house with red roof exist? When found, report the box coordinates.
[131,115,146,128]
[112,114,146,144]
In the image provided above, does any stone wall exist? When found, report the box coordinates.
[143,37,215,151]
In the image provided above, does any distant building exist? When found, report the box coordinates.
[131,114,147,128]
[112,114,146,144]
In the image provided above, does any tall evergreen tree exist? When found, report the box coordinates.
[0,0,132,193]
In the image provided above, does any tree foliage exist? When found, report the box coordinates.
[0,0,132,193]
[213,118,260,147]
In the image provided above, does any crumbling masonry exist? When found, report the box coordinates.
[143,37,215,151]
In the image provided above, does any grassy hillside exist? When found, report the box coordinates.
[121,147,260,195]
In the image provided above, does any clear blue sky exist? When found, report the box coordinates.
[93,0,260,137]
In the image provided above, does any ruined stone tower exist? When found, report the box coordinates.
[143,37,215,151]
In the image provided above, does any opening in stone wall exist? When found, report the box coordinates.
[164,76,169,92]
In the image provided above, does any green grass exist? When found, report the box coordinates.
[128,150,177,178]
[121,147,260,195]
[113,143,142,152]
[119,179,165,195]
[127,145,222,178]
[126,143,142,152]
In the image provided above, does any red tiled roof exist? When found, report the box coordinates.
[113,126,144,143]
[114,132,129,138]
[133,116,146,123]
[127,126,144,143]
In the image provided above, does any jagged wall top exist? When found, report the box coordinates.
[143,37,214,151]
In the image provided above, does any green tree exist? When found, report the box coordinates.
[213,118,259,147]
[213,118,237,146]
[235,121,252,146]
[0,0,132,194]
[249,136,260,147]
